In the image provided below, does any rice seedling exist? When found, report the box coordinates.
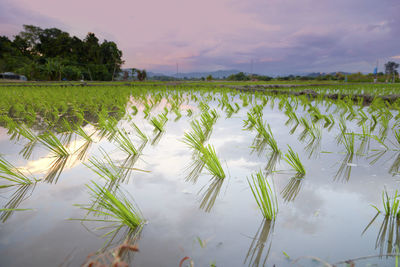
[182,122,207,152]
[371,188,400,218]
[389,153,400,176]
[38,131,69,158]
[131,122,148,142]
[257,123,280,154]
[74,125,94,161]
[0,156,37,187]
[201,145,225,179]
[16,124,39,159]
[72,181,144,237]
[114,129,138,156]
[200,109,218,135]
[247,170,278,220]
[342,132,355,155]
[284,145,306,178]
[86,150,122,184]
[150,113,168,132]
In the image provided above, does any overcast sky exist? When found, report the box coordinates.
[1,0,399,75]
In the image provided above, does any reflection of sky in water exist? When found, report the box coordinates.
[0,93,399,266]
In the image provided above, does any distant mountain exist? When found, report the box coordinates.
[147,69,241,79]
[304,71,353,77]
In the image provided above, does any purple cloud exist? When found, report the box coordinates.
[2,0,400,75]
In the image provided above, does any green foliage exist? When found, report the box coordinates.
[284,145,306,178]
[0,25,123,81]
[73,181,144,235]
[372,188,400,218]
[0,156,37,187]
[247,170,278,220]
[201,145,225,179]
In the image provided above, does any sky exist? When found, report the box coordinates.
[1,0,400,75]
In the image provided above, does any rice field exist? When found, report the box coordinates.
[0,82,400,266]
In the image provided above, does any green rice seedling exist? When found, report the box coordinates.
[198,101,210,112]
[182,120,207,151]
[0,156,37,187]
[38,131,69,158]
[389,153,400,176]
[265,150,280,176]
[342,133,355,155]
[131,105,138,116]
[370,114,378,132]
[284,145,306,178]
[371,188,400,218]
[74,125,94,161]
[394,129,400,147]
[150,113,168,132]
[200,109,218,134]
[114,129,138,156]
[247,170,278,220]
[243,111,260,131]
[72,181,144,236]
[298,117,315,142]
[201,145,225,179]
[86,150,122,184]
[97,114,119,140]
[45,155,72,184]
[253,118,280,154]
[131,122,148,142]
[173,108,182,121]
[186,109,193,117]
[16,124,39,159]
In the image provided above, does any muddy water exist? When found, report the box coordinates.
[0,93,399,266]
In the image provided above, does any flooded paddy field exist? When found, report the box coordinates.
[0,83,400,266]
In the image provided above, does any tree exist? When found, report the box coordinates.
[137,69,147,81]
[227,72,250,81]
[385,61,399,83]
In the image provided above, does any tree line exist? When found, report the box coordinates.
[226,62,399,83]
[0,25,124,81]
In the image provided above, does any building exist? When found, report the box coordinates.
[0,72,27,81]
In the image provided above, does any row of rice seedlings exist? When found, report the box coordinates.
[72,181,144,238]
[247,170,278,220]
[284,146,306,178]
